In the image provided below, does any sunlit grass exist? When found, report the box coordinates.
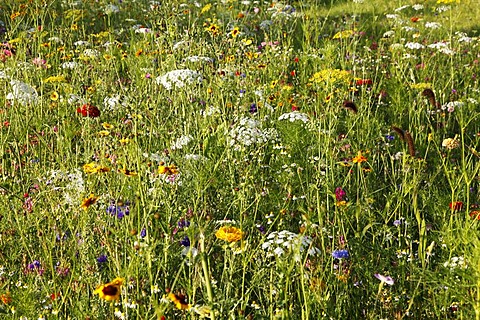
[0,0,479,319]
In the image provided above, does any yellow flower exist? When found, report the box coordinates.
[80,193,99,210]
[43,75,66,83]
[50,91,59,101]
[118,166,138,177]
[158,164,179,175]
[215,226,243,243]
[97,130,110,137]
[168,292,191,310]
[102,122,114,129]
[94,277,124,301]
[310,69,352,86]
[201,3,212,14]
[231,27,240,38]
[205,23,220,35]
[333,29,355,39]
[352,151,367,164]
[437,0,459,3]
[83,162,110,174]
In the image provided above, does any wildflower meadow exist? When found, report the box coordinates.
[1,0,480,318]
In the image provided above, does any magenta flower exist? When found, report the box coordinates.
[335,187,346,201]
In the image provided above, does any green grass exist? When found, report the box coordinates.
[0,0,480,319]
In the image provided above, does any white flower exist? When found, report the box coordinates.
[61,61,78,69]
[394,5,409,11]
[185,56,214,63]
[135,27,151,34]
[73,40,90,46]
[83,49,99,57]
[412,4,424,10]
[171,135,193,150]
[385,14,400,19]
[104,95,128,110]
[436,5,451,13]
[262,230,321,260]
[104,4,120,14]
[155,69,202,90]
[442,101,463,112]
[6,80,39,105]
[229,117,278,149]
[383,30,395,38]
[278,111,309,123]
[405,42,424,49]
[425,22,441,29]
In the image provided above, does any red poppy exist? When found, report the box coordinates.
[449,201,463,211]
[77,104,100,118]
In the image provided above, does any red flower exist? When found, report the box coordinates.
[355,79,372,86]
[449,201,463,211]
[77,104,100,118]
[470,211,480,220]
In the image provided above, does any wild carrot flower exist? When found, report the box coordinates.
[215,226,243,243]
[94,277,124,301]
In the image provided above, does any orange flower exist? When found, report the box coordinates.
[352,151,367,164]
[215,226,243,242]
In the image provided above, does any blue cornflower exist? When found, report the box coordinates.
[97,254,108,263]
[107,200,130,219]
[249,103,258,113]
[386,135,395,141]
[180,236,191,247]
[332,249,350,259]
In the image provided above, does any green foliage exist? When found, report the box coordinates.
[0,0,479,319]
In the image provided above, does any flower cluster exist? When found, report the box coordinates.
[278,111,309,123]
[261,230,321,261]
[229,117,278,149]
[155,69,203,90]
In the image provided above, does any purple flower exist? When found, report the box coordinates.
[385,135,394,141]
[180,236,191,247]
[249,103,257,113]
[97,254,108,263]
[393,219,402,226]
[106,200,130,219]
[374,273,394,285]
[28,260,41,270]
[335,187,346,202]
[140,228,147,238]
[177,218,190,229]
[332,250,349,259]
